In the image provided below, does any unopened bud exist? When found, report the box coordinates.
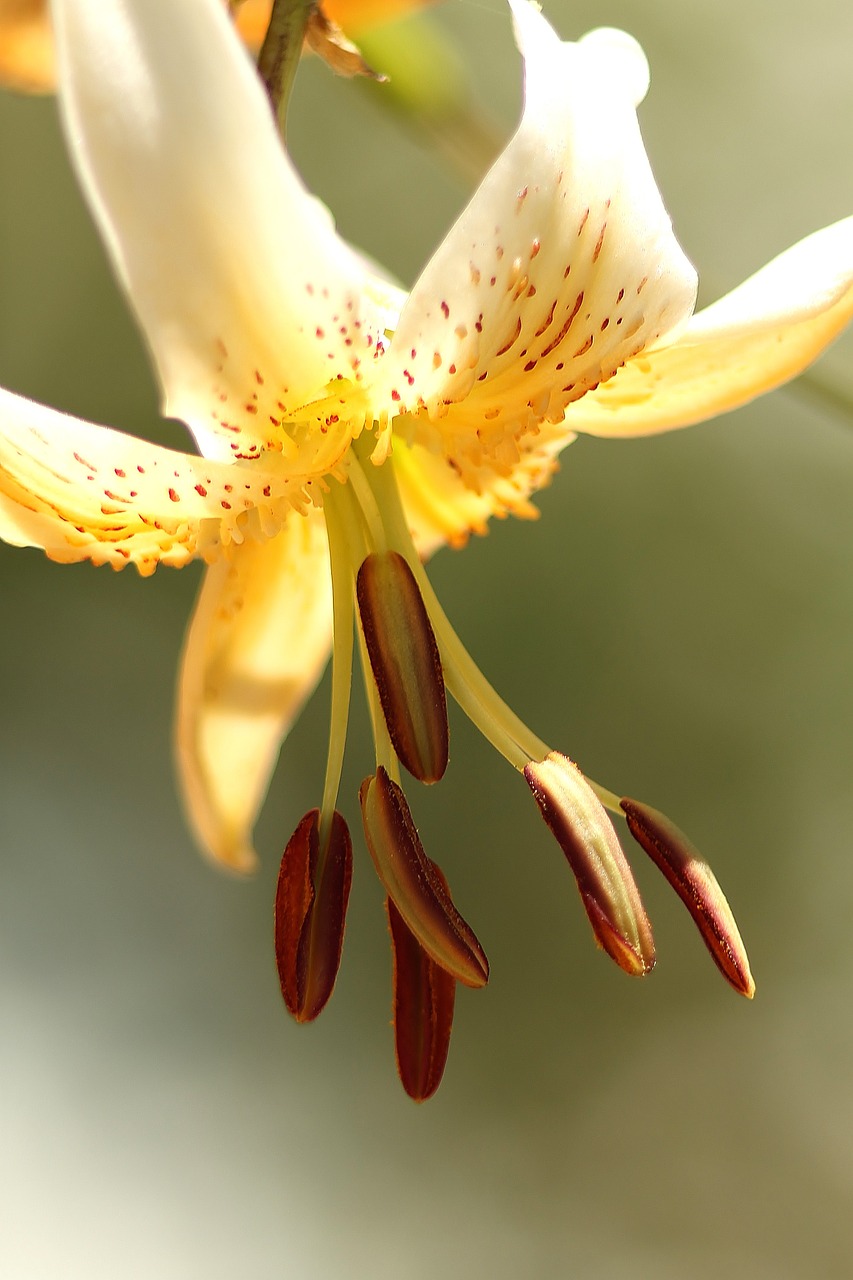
[274,809,353,1023]
[621,798,754,998]
[359,767,489,988]
[524,752,655,976]
[357,550,449,784]
[387,859,456,1103]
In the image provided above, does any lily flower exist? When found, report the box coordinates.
[3,0,853,1097]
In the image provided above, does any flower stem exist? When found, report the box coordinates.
[257,0,316,140]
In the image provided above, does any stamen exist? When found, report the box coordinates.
[356,550,449,784]
[621,798,754,997]
[318,495,356,851]
[387,859,456,1103]
[274,808,353,1022]
[525,753,655,976]
[360,767,489,988]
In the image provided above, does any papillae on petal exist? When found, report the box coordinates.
[569,216,853,437]
[0,387,287,573]
[175,511,332,872]
[374,0,696,487]
[51,0,396,473]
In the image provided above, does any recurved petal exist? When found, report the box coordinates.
[375,0,695,487]
[175,510,333,872]
[568,216,853,437]
[51,0,394,465]
[0,387,284,573]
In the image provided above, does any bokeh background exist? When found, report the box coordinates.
[2,0,853,1275]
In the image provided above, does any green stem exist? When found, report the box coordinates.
[257,0,316,141]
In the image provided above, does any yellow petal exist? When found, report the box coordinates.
[234,0,437,45]
[393,429,568,556]
[375,0,696,488]
[175,510,333,872]
[0,0,53,92]
[568,217,853,437]
[1,1,436,94]
[0,388,287,574]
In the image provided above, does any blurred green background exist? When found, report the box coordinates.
[2,0,853,1275]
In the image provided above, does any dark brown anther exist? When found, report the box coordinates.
[524,752,655,976]
[356,550,449,784]
[388,859,456,1103]
[621,797,755,998]
[274,808,353,1022]
[359,767,489,988]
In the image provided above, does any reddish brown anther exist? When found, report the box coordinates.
[388,859,456,1102]
[274,808,353,1022]
[356,550,449,784]
[359,767,489,988]
[621,797,755,998]
[524,752,655,976]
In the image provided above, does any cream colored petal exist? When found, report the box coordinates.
[51,0,393,465]
[175,510,332,872]
[371,0,696,488]
[568,217,853,437]
[0,387,291,574]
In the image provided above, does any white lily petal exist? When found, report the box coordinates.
[374,0,696,487]
[51,0,393,465]
[175,511,332,872]
[568,217,853,437]
[0,387,291,574]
